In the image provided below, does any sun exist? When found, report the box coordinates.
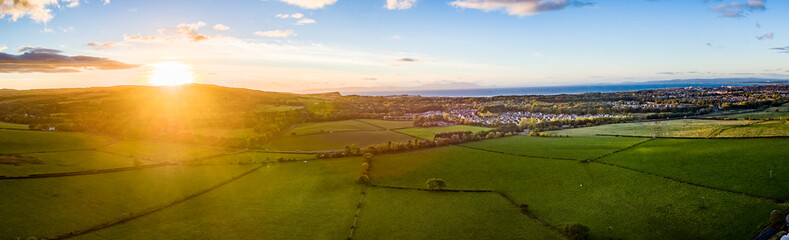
[147,61,196,86]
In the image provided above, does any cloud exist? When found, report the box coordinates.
[708,0,766,18]
[255,30,295,38]
[175,21,212,41]
[213,24,230,31]
[0,45,6,52]
[41,27,54,33]
[87,41,125,49]
[87,22,225,49]
[449,0,593,16]
[395,58,418,62]
[276,13,304,19]
[0,47,138,73]
[386,0,418,10]
[104,0,110,5]
[756,32,773,40]
[770,46,789,54]
[0,0,88,23]
[278,0,337,9]
[296,18,316,25]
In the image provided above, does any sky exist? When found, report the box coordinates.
[0,0,787,92]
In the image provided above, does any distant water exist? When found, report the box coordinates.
[343,83,756,97]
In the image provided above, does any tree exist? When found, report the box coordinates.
[358,175,370,184]
[362,153,374,163]
[426,178,446,190]
[562,223,590,240]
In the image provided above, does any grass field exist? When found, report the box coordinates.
[601,138,789,199]
[549,119,756,137]
[0,151,137,177]
[356,119,414,129]
[716,120,789,137]
[187,127,256,139]
[265,130,415,151]
[286,120,383,136]
[99,141,232,163]
[0,165,256,239]
[461,136,644,160]
[0,122,28,129]
[396,125,492,139]
[369,146,781,240]
[71,158,361,240]
[194,151,316,165]
[0,129,113,154]
[354,187,562,240]
[727,103,789,120]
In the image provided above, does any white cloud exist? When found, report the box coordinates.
[213,24,230,31]
[386,0,417,10]
[291,13,304,19]
[254,29,295,38]
[62,0,79,8]
[296,18,316,25]
[41,27,54,33]
[104,0,110,5]
[449,0,583,16]
[0,45,7,52]
[276,13,303,19]
[277,0,337,9]
[0,0,59,23]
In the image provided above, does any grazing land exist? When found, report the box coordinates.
[0,121,28,129]
[601,138,789,199]
[193,152,316,165]
[0,150,137,177]
[0,129,113,154]
[549,119,758,137]
[726,102,789,120]
[187,127,257,139]
[265,130,415,151]
[355,119,414,129]
[396,125,492,139]
[369,145,781,240]
[0,165,256,239]
[286,120,383,136]
[461,135,644,160]
[98,141,233,163]
[716,120,789,137]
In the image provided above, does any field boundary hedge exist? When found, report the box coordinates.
[455,145,579,161]
[347,185,367,240]
[46,165,265,240]
[594,134,789,139]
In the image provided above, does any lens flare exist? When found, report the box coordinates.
[147,61,195,86]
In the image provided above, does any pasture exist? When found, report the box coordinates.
[0,121,28,129]
[396,125,492,139]
[355,119,414,129]
[726,103,789,120]
[0,165,256,239]
[549,119,756,137]
[286,120,383,136]
[0,129,113,154]
[194,151,316,165]
[265,131,415,151]
[187,127,256,139]
[369,145,781,240]
[461,135,644,160]
[716,120,789,137]
[98,140,233,163]
[601,138,789,199]
[0,150,137,177]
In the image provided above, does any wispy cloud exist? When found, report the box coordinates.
[0,45,7,52]
[449,0,593,16]
[0,0,86,23]
[386,0,418,10]
[296,18,317,25]
[277,0,337,9]
[395,58,418,62]
[276,13,304,19]
[0,47,138,73]
[255,29,296,38]
[756,32,773,40]
[708,0,765,18]
[770,46,789,54]
[213,24,230,31]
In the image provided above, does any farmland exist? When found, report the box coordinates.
[549,119,758,137]
[461,135,644,160]
[0,129,113,154]
[396,125,492,139]
[726,102,789,120]
[0,121,28,129]
[264,130,415,151]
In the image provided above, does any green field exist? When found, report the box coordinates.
[287,120,383,136]
[265,130,415,151]
[550,119,756,137]
[0,122,28,129]
[727,103,789,120]
[356,119,414,129]
[396,125,492,139]
[71,158,361,240]
[369,146,780,240]
[601,138,789,199]
[99,141,232,163]
[194,151,316,165]
[716,120,789,137]
[0,129,113,154]
[0,165,256,239]
[187,127,257,138]
[0,150,137,177]
[354,187,562,240]
[462,136,644,160]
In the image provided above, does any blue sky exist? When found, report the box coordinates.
[0,0,787,91]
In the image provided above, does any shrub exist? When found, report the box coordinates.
[358,175,370,184]
[562,223,590,240]
[426,178,447,190]
[769,210,786,225]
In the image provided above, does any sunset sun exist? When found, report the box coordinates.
[147,61,195,86]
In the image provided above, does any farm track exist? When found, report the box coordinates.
[365,184,564,236]
[587,138,783,202]
[48,165,265,240]
[347,185,367,240]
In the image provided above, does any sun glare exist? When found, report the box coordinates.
[147,61,196,86]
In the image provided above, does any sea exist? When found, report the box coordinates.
[342,83,759,97]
